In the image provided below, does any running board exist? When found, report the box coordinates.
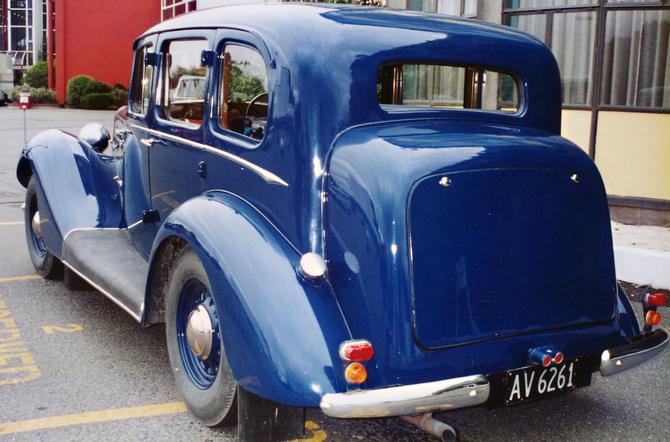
[62,229,148,322]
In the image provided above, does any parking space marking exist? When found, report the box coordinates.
[0,294,40,386]
[0,275,41,282]
[0,402,189,435]
[42,324,83,335]
[288,421,328,442]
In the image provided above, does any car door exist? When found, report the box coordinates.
[124,34,158,258]
[149,31,215,227]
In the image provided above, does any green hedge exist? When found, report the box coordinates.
[9,85,58,104]
[80,92,115,110]
[66,75,112,108]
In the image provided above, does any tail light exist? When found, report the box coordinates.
[345,363,368,384]
[340,340,374,384]
[339,340,374,362]
[642,291,666,332]
[644,292,667,307]
[528,345,563,367]
[646,311,662,327]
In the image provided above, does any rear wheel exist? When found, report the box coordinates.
[166,245,237,427]
[24,176,63,279]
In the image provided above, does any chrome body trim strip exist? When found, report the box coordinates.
[600,329,668,377]
[126,123,289,187]
[319,374,489,418]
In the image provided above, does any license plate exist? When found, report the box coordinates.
[505,357,592,405]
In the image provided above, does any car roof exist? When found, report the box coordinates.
[138,3,543,56]
[136,4,562,135]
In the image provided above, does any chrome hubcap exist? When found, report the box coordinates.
[186,305,214,360]
[32,211,42,239]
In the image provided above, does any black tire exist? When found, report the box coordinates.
[166,245,237,427]
[24,176,63,279]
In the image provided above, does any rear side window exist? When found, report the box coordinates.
[219,44,269,141]
[129,45,154,115]
[378,64,520,113]
[162,39,209,126]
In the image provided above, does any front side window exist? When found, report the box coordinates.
[130,45,154,115]
[378,64,520,113]
[219,44,269,141]
[163,39,209,126]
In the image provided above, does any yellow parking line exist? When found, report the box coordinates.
[0,222,23,226]
[0,402,189,435]
[0,275,42,282]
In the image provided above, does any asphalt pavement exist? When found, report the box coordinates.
[0,106,668,442]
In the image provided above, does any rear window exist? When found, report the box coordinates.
[378,64,520,113]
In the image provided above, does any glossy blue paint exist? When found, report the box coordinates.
[324,120,625,387]
[138,3,562,255]
[16,3,659,417]
[18,129,123,257]
[150,192,351,406]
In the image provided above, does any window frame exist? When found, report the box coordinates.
[128,36,158,120]
[212,38,272,147]
[377,62,523,116]
[158,37,210,129]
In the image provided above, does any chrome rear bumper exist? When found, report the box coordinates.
[600,329,668,377]
[319,374,489,418]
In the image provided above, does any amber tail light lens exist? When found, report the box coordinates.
[646,310,662,327]
[345,363,368,384]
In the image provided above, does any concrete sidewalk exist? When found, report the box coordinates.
[612,222,670,290]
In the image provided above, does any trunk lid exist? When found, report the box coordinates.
[409,167,615,349]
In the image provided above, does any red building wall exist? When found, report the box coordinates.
[55,0,160,104]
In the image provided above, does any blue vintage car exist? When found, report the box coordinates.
[16,4,668,441]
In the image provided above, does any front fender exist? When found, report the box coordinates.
[149,192,351,407]
[16,130,123,258]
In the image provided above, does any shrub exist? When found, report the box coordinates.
[9,85,30,102]
[30,87,58,104]
[9,85,58,104]
[23,61,54,89]
[80,92,115,110]
[111,87,128,107]
[66,75,112,107]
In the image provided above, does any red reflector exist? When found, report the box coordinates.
[554,352,564,364]
[646,310,662,326]
[339,340,374,362]
[542,355,552,367]
[646,293,667,307]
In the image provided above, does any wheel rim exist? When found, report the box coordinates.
[29,194,47,258]
[176,277,221,390]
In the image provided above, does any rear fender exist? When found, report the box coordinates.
[616,283,641,340]
[16,129,123,258]
[147,191,351,406]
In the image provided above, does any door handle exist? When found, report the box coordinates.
[141,138,155,147]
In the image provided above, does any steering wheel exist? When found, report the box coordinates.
[246,92,269,118]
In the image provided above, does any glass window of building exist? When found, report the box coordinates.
[504,0,670,110]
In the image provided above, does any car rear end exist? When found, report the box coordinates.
[320,120,668,417]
